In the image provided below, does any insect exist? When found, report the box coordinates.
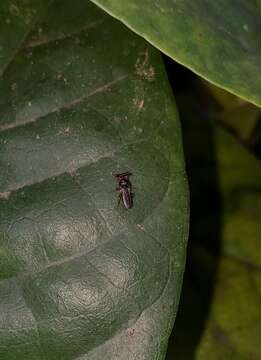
[113,171,133,209]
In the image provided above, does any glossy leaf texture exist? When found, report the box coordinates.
[0,1,189,360]
[0,0,49,76]
[167,96,261,359]
[91,0,261,106]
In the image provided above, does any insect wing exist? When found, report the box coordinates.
[122,188,133,209]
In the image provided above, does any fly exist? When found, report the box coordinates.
[113,171,133,209]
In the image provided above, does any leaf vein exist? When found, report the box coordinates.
[26,19,106,48]
[0,75,128,132]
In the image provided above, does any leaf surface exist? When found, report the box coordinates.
[0,1,189,359]
[0,0,48,76]
[91,0,261,106]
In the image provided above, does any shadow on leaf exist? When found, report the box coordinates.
[164,58,222,360]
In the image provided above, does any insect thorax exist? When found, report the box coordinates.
[119,179,129,188]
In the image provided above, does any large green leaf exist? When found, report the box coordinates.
[0,1,189,359]
[91,0,261,106]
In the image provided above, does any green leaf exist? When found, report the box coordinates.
[0,1,189,359]
[91,0,261,106]
[0,0,48,76]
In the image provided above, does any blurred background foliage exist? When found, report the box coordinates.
[164,58,261,359]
